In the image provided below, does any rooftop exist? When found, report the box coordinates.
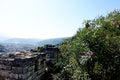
[0,51,41,61]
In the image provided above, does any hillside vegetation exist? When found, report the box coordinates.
[53,10,120,80]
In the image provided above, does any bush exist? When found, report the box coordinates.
[53,10,120,80]
[83,10,120,80]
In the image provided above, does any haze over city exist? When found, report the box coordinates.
[0,0,120,39]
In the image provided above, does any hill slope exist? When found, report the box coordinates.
[37,37,69,46]
[2,38,41,45]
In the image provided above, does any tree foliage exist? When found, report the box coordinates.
[53,10,120,80]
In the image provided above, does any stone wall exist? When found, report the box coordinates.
[0,53,46,80]
[0,45,58,80]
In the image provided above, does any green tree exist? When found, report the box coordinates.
[54,10,120,80]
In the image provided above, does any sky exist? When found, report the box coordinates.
[0,0,120,39]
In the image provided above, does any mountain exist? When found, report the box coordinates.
[0,36,10,42]
[1,38,41,45]
[0,38,41,52]
[0,37,69,46]
[37,37,69,46]
[0,37,69,52]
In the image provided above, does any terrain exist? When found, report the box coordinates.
[0,37,68,53]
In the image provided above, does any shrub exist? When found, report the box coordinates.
[54,10,120,80]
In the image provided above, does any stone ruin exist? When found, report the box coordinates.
[0,45,58,80]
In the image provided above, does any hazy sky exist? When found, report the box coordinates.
[0,0,120,39]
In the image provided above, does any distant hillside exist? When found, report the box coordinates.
[0,37,70,52]
[1,38,41,45]
[0,36,10,42]
[37,37,69,46]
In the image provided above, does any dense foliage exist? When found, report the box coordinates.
[53,10,120,80]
